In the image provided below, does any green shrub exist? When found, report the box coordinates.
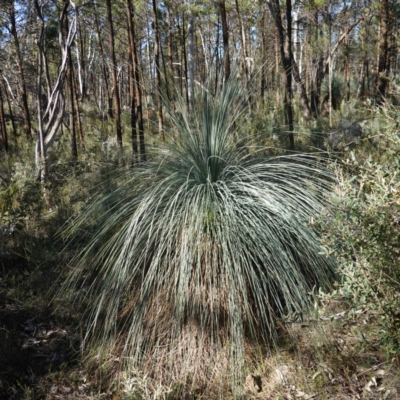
[324,102,400,361]
[61,79,336,391]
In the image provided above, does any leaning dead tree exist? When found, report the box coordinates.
[34,0,77,182]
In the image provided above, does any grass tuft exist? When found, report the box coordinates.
[60,78,336,393]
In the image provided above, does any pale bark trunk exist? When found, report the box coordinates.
[34,0,76,182]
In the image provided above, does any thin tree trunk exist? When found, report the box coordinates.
[375,0,389,104]
[152,0,164,139]
[71,66,84,148]
[357,58,366,98]
[0,83,8,154]
[260,9,267,105]
[2,78,17,142]
[235,0,248,82]
[167,8,174,79]
[268,0,294,149]
[106,0,122,148]
[126,0,138,164]
[275,33,280,105]
[76,14,86,100]
[68,67,78,159]
[291,54,311,120]
[187,11,195,110]
[345,27,351,101]
[219,0,230,81]
[182,13,189,108]
[9,0,31,139]
[67,15,78,160]
[127,0,146,162]
[94,2,112,118]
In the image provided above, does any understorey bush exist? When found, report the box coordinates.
[60,79,336,394]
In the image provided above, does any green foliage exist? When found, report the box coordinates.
[61,79,336,390]
[321,74,344,110]
[323,103,400,359]
[0,159,44,256]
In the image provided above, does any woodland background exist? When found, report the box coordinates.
[0,0,400,399]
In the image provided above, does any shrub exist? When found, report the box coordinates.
[324,102,400,363]
[61,79,336,392]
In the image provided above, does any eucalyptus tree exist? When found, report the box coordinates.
[34,0,77,182]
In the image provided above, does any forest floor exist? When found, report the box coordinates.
[1,252,400,400]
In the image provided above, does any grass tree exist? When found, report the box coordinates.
[62,79,336,393]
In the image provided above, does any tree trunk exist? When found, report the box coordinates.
[9,1,31,139]
[235,0,249,83]
[152,0,164,139]
[375,0,389,104]
[71,66,84,148]
[67,15,78,160]
[94,2,112,118]
[34,0,75,183]
[127,0,146,163]
[2,78,17,142]
[126,0,138,164]
[106,0,122,148]
[357,58,366,99]
[260,8,267,105]
[0,83,8,154]
[76,14,86,100]
[291,54,311,120]
[345,27,351,101]
[268,0,294,149]
[187,11,195,109]
[219,0,230,81]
